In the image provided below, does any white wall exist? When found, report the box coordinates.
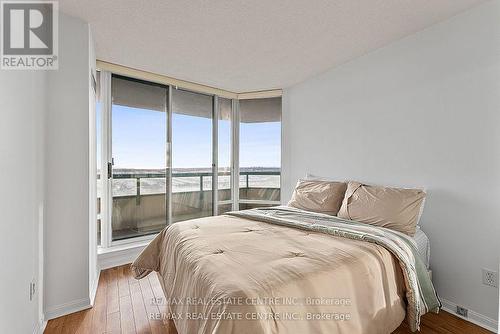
[0,11,98,330]
[88,25,99,304]
[0,71,46,332]
[44,13,92,319]
[282,0,500,328]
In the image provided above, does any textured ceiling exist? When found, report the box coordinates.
[59,0,486,92]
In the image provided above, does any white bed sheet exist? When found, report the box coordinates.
[413,226,430,269]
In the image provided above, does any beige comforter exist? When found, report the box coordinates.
[132,214,409,334]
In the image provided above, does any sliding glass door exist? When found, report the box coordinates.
[171,88,214,222]
[110,75,168,241]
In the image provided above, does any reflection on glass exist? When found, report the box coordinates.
[172,89,213,222]
[218,203,233,215]
[111,75,167,241]
[239,97,281,203]
[239,203,275,210]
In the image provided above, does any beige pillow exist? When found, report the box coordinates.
[288,179,347,215]
[337,181,426,236]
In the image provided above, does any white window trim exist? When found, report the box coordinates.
[232,99,240,211]
[212,96,219,216]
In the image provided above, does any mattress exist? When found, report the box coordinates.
[413,226,431,269]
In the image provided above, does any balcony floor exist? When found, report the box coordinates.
[111,211,212,241]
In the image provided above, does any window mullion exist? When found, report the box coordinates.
[212,96,219,216]
[232,99,240,211]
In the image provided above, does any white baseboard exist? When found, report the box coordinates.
[44,297,91,321]
[440,298,498,333]
[43,271,101,323]
[33,319,47,334]
[90,269,101,306]
[98,243,147,270]
[42,245,146,322]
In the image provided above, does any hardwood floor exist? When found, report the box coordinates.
[45,265,493,334]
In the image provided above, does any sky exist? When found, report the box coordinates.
[99,105,281,169]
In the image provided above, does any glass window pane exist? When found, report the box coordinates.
[111,75,167,241]
[172,89,213,222]
[239,203,275,210]
[239,97,281,202]
[218,203,233,215]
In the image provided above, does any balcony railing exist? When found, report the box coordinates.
[112,170,280,202]
[98,171,280,241]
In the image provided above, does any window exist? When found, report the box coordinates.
[239,97,281,209]
[97,70,281,248]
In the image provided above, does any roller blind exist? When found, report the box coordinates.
[111,75,167,112]
[239,97,281,123]
[172,88,213,118]
[219,97,232,121]
[112,74,280,123]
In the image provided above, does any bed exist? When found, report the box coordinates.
[132,206,440,334]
